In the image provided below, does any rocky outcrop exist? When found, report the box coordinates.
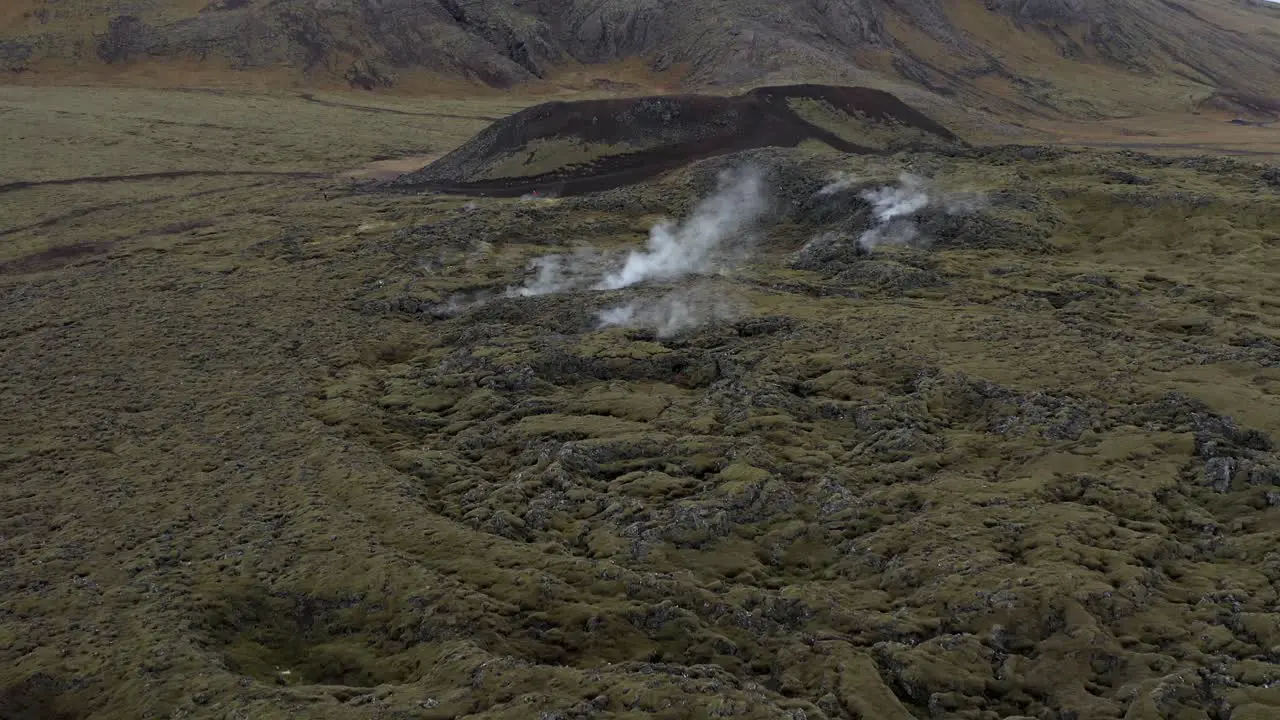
[0,40,32,72]
[985,0,1090,24]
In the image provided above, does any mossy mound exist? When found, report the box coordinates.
[390,85,964,197]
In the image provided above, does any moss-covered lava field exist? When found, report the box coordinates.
[3,85,1280,720]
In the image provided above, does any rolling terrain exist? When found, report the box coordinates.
[3,81,1280,719]
[4,0,1280,718]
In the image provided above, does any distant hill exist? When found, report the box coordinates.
[391,84,966,197]
[3,0,1280,118]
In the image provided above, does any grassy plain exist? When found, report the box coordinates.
[3,84,1280,719]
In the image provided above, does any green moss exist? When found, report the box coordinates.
[612,471,689,498]
[574,336,672,359]
[516,413,651,438]
[573,389,670,422]
[717,463,771,486]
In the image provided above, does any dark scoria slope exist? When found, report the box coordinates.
[390,84,964,196]
[4,0,1280,117]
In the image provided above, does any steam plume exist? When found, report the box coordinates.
[594,166,766,290]
[816,171,858,196]
[438,166,769,335]
[853,173,983,251]
[507,246,607,298]
[596,285,738,338]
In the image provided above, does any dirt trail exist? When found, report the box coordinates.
[297,93,501,121]
[341,155,443,182]
[1057,140,1280,156]
[0,170,327,195]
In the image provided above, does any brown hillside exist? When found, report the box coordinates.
[3,0,1280,118]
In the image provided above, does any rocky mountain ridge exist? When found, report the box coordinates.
[3,0,1280,117]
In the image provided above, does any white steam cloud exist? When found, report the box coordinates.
[506,246,608,298]
[595,166,766,290]
[595,285,739,338]
[503,166,766,300]
[813,172,984,252]
[475,166,766,335]
[816,171,858,197]
[433,167,987,333]
[857,173,934,250]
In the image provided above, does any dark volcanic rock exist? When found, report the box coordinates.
[96,15,155,64]
[1102,169,1154,186]
[391,85,963,197]
[343,58,396,90]
[0,40,33,72]
[986,0,1089,24]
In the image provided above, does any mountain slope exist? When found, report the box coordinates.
[2,0,1280,117]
